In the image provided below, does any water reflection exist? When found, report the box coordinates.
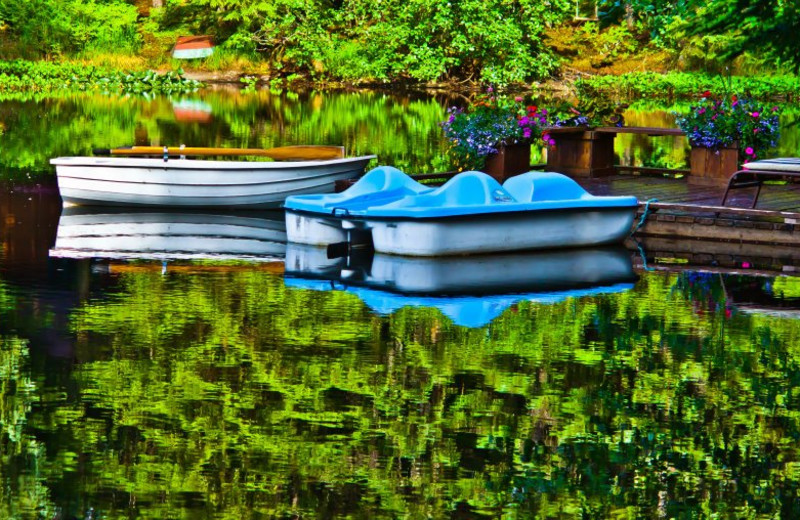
[172,98,214,123]
[5,90,800,518]
[50,207,287,261]
[285,244,637,327]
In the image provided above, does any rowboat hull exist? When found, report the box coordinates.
[50,155,376,208]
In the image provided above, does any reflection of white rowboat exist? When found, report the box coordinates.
[284,244,637,327]
[50,154,376,208]
[48,207,287,261]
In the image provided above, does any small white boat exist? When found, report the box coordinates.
[284,244,637,327]
[284,167,639,256]
[49,207,287,261]
[51,154,376,208]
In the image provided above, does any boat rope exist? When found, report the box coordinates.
[632,238,655,272]
[630,198,658,237]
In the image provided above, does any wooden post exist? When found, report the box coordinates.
[689,145,739,187]
[546,130,616,178]
[481,143,532,183]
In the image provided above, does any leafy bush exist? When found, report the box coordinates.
[578,72,800,102]
[0,0,140,56]
[0,60,203,94]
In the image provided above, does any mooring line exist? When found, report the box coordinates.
[631,198,658,236]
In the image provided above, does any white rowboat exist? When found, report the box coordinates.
[51,155,376,208]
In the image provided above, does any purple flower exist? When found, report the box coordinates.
[745,147,754,155]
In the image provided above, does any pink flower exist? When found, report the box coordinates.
[773,106,779,112]
[515,96,523,102]
[548,139,556,146]
[698,107,706,114]
[745,147,754,155]
[752,112,760,118]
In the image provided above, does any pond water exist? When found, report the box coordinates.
[2,88,800,519]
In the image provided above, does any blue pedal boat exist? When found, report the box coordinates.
[284,166,639,256]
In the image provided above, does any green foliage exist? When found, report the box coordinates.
[598,0,695,47]
[0,60,203,94]
[578,72,800,102]
[0,0,141,57]
[153,0,573,85]
[678,0,800,72]
[597,0,800,73]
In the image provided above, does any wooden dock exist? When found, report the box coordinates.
[575,172,800,274]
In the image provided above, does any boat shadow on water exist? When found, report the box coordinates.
[284,244,639,328]
[48,206,288,261]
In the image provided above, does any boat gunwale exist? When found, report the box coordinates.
[50,155,377,170]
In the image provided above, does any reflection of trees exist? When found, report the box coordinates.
[0,89,452,180]
[0,335,56,519]
[6,91,794,183]
[1,268,799,516]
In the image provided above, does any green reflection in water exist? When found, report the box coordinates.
[4,89,800,184]
[1,266,800,518]
[0,89,457,181]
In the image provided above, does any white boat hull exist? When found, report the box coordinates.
[51,155,375,208]
[286,207,636,256]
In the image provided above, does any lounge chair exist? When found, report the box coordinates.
[721,158,800,208]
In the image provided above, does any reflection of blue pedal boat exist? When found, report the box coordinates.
[283,244,637,327]
[284,166,639,256]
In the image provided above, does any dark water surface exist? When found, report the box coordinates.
[3,89,800,518]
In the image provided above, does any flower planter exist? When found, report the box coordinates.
[545,130,615,178]
[689,144,739,187]
[481,142,531,183]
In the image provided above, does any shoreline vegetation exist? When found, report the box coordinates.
[2,58,799,104]
[0,0,798,100]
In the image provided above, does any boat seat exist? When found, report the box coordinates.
[503,171,592,202]
[385,171,515,209]
[284,165,432,213]
[721,158,800,208]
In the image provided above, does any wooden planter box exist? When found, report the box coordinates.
[481,142,531,183]
[689,145,740,187]
[546,130,615,178]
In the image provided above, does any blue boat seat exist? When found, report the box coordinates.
[503,171,591,202]
[284,165,432,214]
